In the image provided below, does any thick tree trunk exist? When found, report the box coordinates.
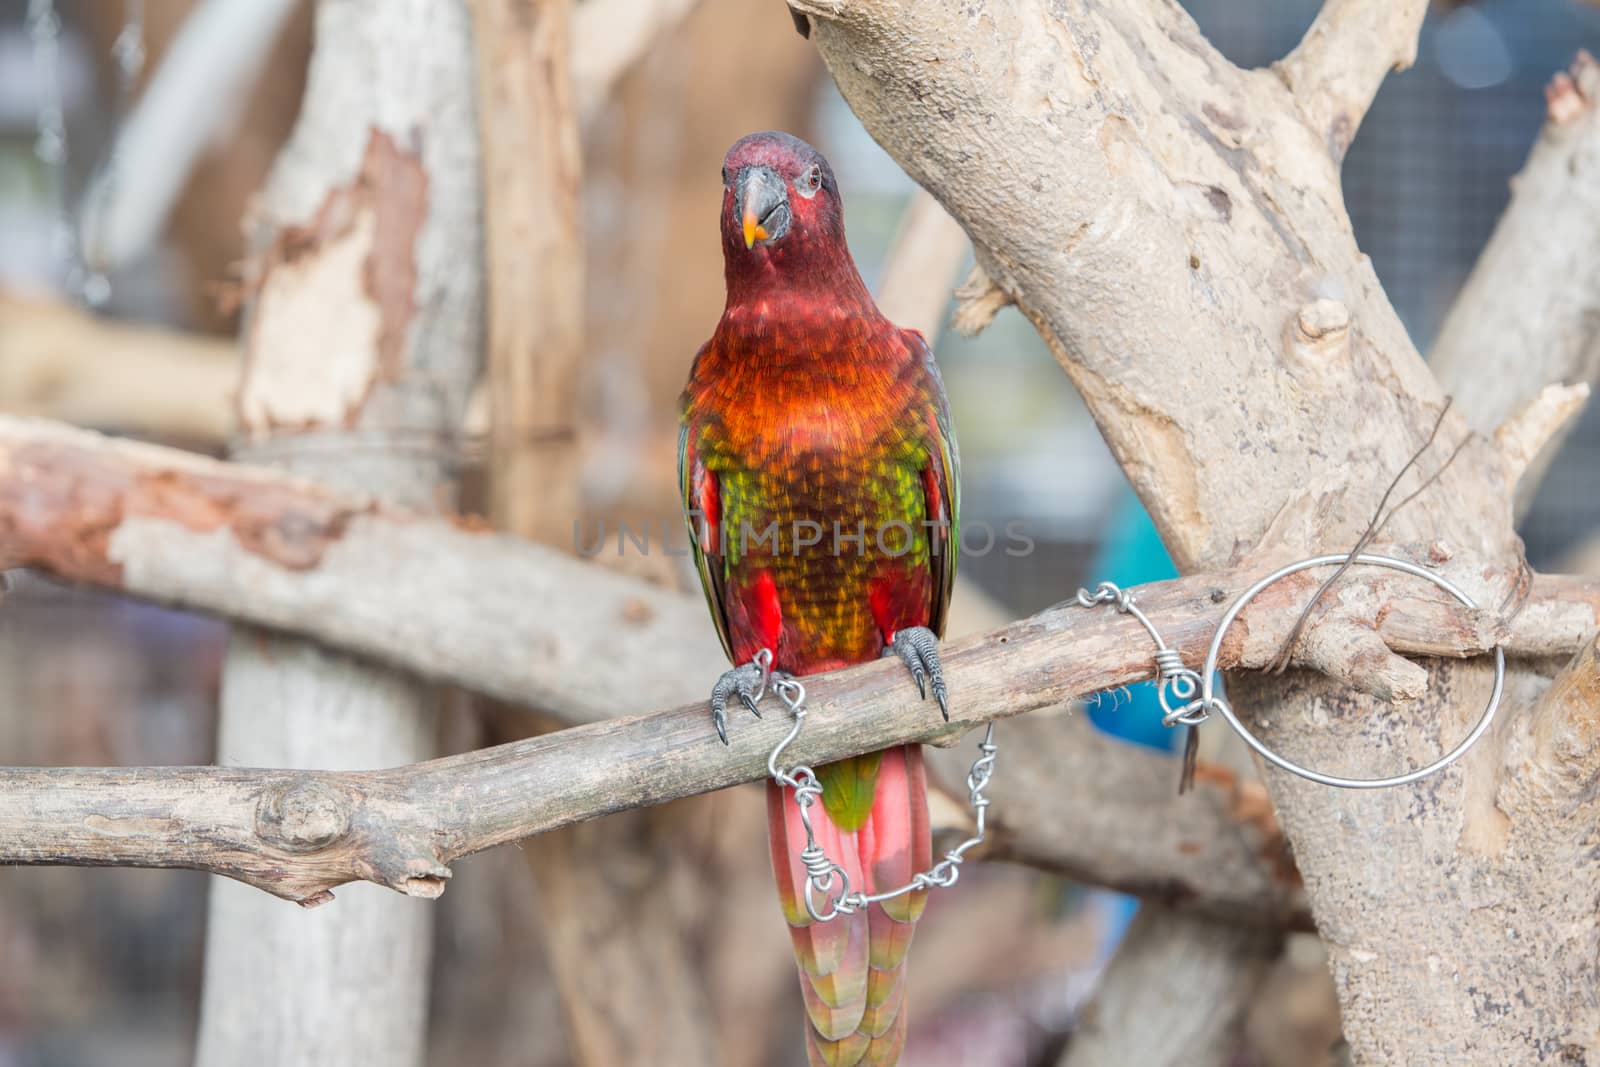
[193,2,483,1064]
[787,0,1600,1060]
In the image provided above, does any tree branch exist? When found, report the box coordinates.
[1495,382,1591,489]
[873,189,969,341]
[5,415,1596,713]
[925,712,1310,930]
[3,414,1597,931]
[0,415,725,725]
[0,290,236,442]
[2,438,1595,918]
[1056,908,1279,1066]
[786,4,1594,1058]
[192,1,484,1063]
[1431,51,1600,512]
[471,0,586,543]
[1433,51,1600,429]
[0,602,1315,918]
[1517,632,1600,796]
[1275,0,1429,158]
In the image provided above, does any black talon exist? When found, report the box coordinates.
[708,659,767,743]
[891,626,949,720]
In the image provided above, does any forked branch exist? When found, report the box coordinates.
[1276,0,1430,157]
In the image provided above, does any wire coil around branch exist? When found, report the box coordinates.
[1078,553,1506,790]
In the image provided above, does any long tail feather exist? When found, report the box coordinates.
[768,745,931,1066]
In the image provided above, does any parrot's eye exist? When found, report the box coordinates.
[796,164,823,198]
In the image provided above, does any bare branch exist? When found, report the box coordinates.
[0,415,724,725]
[1523,632,1600,791]
[0,290,236,441]
[1495,382,1592,487]
[1057,908,1279,1066]
[470,0,586,542]
[3,415,1594,708]
[78,0,303,272]
[1296,617,1429,704]
[1432,52,1600,512]
[926,712,1310,930]
[1275,0,1430,157]
[951,261,1013,337]
[1,422,1594,919]
[0,596,1317,917]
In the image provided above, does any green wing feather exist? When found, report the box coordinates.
[678,420,735,663]
[905,328,960,639]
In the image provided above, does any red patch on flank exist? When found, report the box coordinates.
[730,569,785,664]
[694,462,720,555]
[921,464,944,528]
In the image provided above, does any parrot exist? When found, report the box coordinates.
[678,130,959,1066]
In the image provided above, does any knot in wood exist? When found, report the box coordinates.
[1289,299,1352,374]
[1296,299,1350,343]
[256,779,352,852]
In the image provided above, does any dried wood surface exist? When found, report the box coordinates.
[190,1,484,1065]
[1057,908,1279,1067]
[784,0,1600,1059]
[0,290,235,441]
[6,415,1592,709]
[3,414,1595,921]
[1430,51,1600,513]
[469,1,722,1061]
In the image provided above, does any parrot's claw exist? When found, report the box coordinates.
[889,626,949,721]
[710,661,767,745]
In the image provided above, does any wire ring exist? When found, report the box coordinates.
[1200,553,1506,789]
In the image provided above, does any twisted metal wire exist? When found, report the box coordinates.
[743,553,1505,929]
[762,669,998,923]
[1078,582,1210,727]
[1072,555,1507,790]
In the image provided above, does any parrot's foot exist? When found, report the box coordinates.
[887,626,949,721]
[709,661,766,745]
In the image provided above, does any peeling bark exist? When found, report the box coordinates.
[4,417,1593,717]
[193,2,483,1066]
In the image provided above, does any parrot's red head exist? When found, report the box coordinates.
[717,131,871,310]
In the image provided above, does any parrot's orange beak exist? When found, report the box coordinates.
[736,166,790,250]
[742,209,768,250]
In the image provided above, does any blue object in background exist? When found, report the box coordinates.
[1080,488,1185,959]
[1083,490,1181,754]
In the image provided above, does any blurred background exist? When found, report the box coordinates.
[3,0,1599,1064]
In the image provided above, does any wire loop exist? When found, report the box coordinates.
[1198,554,1504,788]
[731,552,1504,929]
[1074,553,1506,790]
